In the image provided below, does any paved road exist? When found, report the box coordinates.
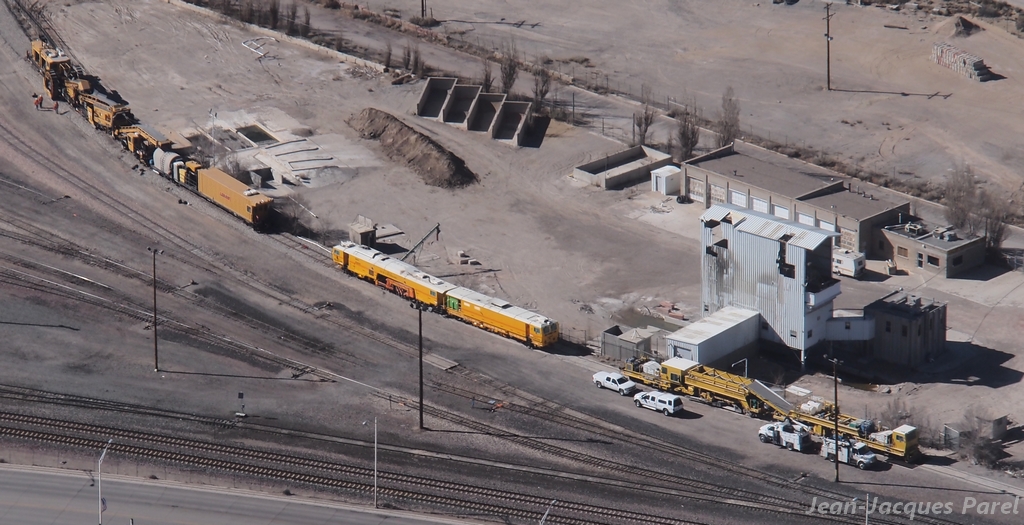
[0,465,476,525]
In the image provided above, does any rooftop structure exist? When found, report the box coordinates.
[879,221,985,277]
[683,141,910,256]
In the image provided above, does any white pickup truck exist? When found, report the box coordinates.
[592,371,637,396]
[633,391,684,416]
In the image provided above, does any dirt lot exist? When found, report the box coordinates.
[2,0,1024,522]
[368,0,1024,195]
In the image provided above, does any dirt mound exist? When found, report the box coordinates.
[348,108,476,188]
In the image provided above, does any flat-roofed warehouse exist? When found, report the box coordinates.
[683,141,910,256]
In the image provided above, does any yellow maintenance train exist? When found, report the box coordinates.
[622,356,921,461]
[28,40,273,228]
[333,241,560,348]
[29,38,560,347]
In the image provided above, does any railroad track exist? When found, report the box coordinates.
[0,413,699,525]
[0,4,980,524]
[429,377,969,525]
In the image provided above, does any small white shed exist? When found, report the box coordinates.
[665,306,760,365]
[651,165,682,195]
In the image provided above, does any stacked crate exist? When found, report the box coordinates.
[932,42,992,81]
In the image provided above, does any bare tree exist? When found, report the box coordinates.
[633,86,656,147]
[975,188,1012,250]
[674,99,701,161]
[480,57,493,93]
[300,6,311,37]
[268,0,280,29]
[383,40,392,69]
[412,45,425,78]
[532,66,551,109]
[716,86,740,149]
[402,44,411,70]
[500,39,519,94]
[943,164,976,230]
[333,32,344,52]
[283,3,298,35]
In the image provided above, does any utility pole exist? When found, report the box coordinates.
[421,0,425,18]
[418,304,425,430]
[374,417,378,508]
[97,439,112,525]
[825,355,842,483]
[824,3,835,91]
[147,247,163,372]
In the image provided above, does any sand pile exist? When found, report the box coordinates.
[348,108,476,188]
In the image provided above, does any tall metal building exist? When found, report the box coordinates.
[701,204,841,366]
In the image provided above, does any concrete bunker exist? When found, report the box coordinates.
[572,146,673,189]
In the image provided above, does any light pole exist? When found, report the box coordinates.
[539,499,557,525]
[97,439,112,525]
[373,417,378,508]
[731,358,748,378]
[412,302,428,430]
[825,355,841,483]
[147,247,163,372]
[824,3,835,91]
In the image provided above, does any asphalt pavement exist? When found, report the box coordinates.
[0,464,479,525]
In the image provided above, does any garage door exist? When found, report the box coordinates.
[819,220,835,232]
[710,184,726,204]
[730,190,747,208]
[687,179,705,203]
[798,213,814,226]
[752,197,769,214]
[773,205,789,220]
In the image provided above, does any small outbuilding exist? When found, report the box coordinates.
[864,291,946,368]
[665,306,760,366]
[601,325,662,361]
[651,165,682,196]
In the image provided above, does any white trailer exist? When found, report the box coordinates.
[821,437,877,469]
[832,248,865,279]
[758,420,813,452]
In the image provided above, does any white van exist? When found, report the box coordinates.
[634,391,684,416]
[832,248,865,279]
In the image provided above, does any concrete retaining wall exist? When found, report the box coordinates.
[573,146,673,189]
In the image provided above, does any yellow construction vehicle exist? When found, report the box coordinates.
[621,356,921,461]
[112,125,172,161]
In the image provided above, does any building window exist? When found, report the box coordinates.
[762,322,770,330]
[845,321,851,330]
[901,325,908,337]
[789,330,797,338]
[927,255,940,267]
[885,321,891,333]
[896,246,908,258]
[952,255,963,267]
[807,330,813,338]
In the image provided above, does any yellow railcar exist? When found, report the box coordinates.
[332,242,455,309]
[444,287,558,348]
[196,167,273,228]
